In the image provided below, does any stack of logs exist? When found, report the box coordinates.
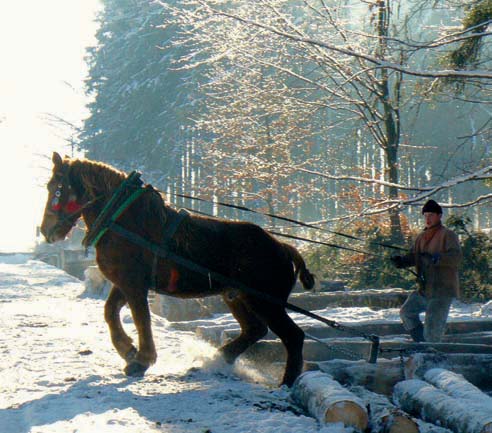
[292,354,492,432]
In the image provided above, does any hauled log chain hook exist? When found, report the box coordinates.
[304,332,376,362]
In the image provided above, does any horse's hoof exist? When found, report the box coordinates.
[124,347,137,363]
[124,361,148,377]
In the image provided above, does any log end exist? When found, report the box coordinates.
[381,413,420,433]
[324,400,368,431]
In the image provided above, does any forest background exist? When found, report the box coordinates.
[70,0,492,300]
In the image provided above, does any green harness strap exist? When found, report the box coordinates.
[89,187,146,248]
[83,171,145,248]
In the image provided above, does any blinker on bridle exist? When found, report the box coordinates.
[50,177,83,215]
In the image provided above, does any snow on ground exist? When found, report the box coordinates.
[1,255,490,433]
[0,256,352,433]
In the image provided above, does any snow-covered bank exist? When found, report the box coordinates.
[0,256,352,433]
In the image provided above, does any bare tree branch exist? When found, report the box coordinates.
[197,1,492,80]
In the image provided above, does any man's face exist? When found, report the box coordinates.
[423,212,442,228]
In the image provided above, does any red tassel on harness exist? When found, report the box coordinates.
[65,200,83,214]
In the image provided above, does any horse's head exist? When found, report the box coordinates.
[41,152,85,243]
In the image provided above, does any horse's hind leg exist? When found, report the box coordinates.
[104,286,135,361]
[219,294,268,364]
[254,302,304,387]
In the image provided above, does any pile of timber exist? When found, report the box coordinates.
[394,369,492,433]
[152,287,410,321]
[191,319,492,379]
[308,353,492,395]
[292,368,492,432]
[193,319,492,345]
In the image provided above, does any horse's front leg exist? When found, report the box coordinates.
[123,290,157,377]
[104,286,136,362]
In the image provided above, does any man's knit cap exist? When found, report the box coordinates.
[422,199,442,214]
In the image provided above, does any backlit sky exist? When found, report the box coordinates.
[0,0,101,252]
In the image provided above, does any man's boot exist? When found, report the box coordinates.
[409,323,425,342]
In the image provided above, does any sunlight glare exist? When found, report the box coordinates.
[0,0,101,252]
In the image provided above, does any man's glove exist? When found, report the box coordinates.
[390,255,405,269]
[431,253,441,264]
[420,252,440,266]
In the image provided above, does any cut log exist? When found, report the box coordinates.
[350,386,419,433]
[311,358,405,395]
[407,353,492,391]
[194,320,492,346]
[307,353,492,394]
[414,420,453,433]
[393,379,492,433]
[443,331,492,345]
[289,288,408,310]
[220,328,492,347]
[291,371,368,431]
[424,368,492,412]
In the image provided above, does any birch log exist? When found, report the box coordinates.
[307,353,492,395]
[350,386,419,433]
[394,379,492,433]
[311,358,404,395]
[291,371,368,431]
[406,353,492,390]
[424,368,492,413]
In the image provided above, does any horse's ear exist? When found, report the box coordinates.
[52,152,63,168]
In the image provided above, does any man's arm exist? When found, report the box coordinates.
[438,231,463,267]
[391,246,416,269]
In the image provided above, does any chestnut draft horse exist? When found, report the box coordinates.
[41,152,316,386]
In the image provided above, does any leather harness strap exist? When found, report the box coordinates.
[151,208,190,290]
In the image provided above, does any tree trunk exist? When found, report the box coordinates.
[291,371,368,430]
[393,379,492,433]
[376,0,404,244]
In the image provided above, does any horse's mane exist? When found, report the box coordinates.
[67,157,168,226]
[67,158,126,199]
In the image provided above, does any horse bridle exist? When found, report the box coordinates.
[47,167,101,237]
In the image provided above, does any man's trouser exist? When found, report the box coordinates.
[399,291,453,342]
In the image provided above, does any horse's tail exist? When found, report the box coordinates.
[283,243,317,291]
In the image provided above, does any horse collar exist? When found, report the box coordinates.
[82,171,144,249]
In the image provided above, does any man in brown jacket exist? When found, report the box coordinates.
[391,200,462,342]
